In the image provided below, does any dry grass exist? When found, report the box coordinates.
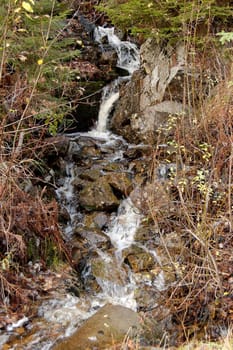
[0,0,74,320]
[146,17,233,346]
[0,159,72,313]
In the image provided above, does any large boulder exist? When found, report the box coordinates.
[110,39,189,144]
[53,304,140,350]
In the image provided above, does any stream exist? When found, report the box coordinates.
[0,26,168,349]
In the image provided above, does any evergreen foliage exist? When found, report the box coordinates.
[97,0,233,42]
[0,0,80,134]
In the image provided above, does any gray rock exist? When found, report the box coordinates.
[88,255,129,287]
[104,171,132,197]
[110,40,189,144]
[73,226,111,250]
[84,211,110,230]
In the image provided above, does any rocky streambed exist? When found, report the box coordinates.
[46,130,178,349]
[1,125,181,349]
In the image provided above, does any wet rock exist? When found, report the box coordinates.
[134,223,159,244]
[135,285,160,311]
[101,161,127,172]
[53,304,140,350]
[129,158,150,177]
[73,226,111,250]
[79,168,132,197]
[89,255,129,287]
[83,211,110,230]
[99,49,118,66]
[124,144,152,160]
[71,226,111,271]
[56,158,69,177]
[104,171,132,197]
[79,168,103,181]
[110,70,143,143]
[123,245,156,273]
[79,145,102,159]
[79,178,120,211]
[126,253,155,273]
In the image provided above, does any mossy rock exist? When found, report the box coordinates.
[79,178,120,211]
[123,245,156,272]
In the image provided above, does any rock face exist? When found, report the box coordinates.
[53,304,140,350]
[110,39,187,144]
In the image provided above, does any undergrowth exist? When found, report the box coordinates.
[0,0,78,317]
[145,15,233,348]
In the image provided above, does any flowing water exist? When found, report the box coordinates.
[0,27,164,349]
[94,26,140,74]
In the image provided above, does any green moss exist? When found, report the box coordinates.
[27,236,62,268]
[44,237,61,268]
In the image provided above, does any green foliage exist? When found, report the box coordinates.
[97,0,233,42]
[217,30,233,44]
[0,0,80,135]
[11,2,76,69]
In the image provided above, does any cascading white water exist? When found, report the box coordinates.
[53,27,142,315]
[92,26,140,135]
[55,162,76,236]
[54,27,142,315]
[96,80,119,133]
[106,197,141,252]
[94,27,140,74]
[83,198,142,311]
[55,141,82,238]
[81,29,141,307]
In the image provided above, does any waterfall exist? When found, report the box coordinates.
[95,80,119,133]
[84,198,142,311]
[54,29,142,313]
[92,26,140,134]
[94,27,140,74]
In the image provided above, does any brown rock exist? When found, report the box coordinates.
[79,178,120,211]
[53,304,140,350]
